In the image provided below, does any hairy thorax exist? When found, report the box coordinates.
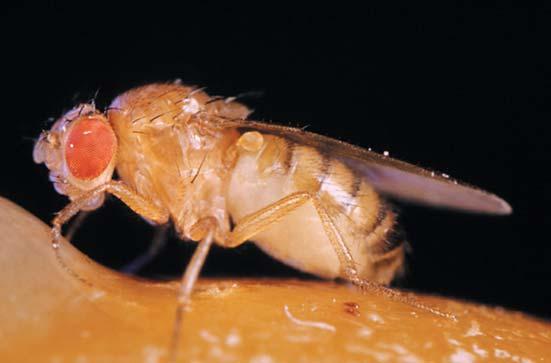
[107,84,245,242]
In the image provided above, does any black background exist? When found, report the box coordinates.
[1,3,549,319]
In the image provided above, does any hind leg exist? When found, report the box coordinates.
[311,197,457,321]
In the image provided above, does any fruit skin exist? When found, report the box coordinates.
[0,197,549,363]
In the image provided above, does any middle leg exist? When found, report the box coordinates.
[169,193,312,361]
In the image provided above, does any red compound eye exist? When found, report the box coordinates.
[65,116,116,180]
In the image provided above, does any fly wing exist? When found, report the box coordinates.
[218,118,511,215]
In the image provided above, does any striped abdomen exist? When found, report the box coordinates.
[226,134,405,284]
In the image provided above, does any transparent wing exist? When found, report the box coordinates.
[218,118,511,215]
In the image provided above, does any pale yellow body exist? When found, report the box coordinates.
[107,84,404,284]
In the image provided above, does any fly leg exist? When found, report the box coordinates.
[50,180,170,286]
[168,193,312,361]
[51,180,169,249]
[223,192,312,247]
[169,217,217,363]
[311,197,408,293]
[121,224,169,274]
[167,190,455,362]
[311,197,457,321]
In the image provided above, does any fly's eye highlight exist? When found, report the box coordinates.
[65,116,117,180]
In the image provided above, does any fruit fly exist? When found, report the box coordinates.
[34,82,511,359]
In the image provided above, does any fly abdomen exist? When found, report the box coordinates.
[228,133,405,284]
[284,141,405,283]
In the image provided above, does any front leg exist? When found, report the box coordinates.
[51,180,169,248]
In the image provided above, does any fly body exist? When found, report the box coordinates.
[34,82,511,360]
[103,83,403,284]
